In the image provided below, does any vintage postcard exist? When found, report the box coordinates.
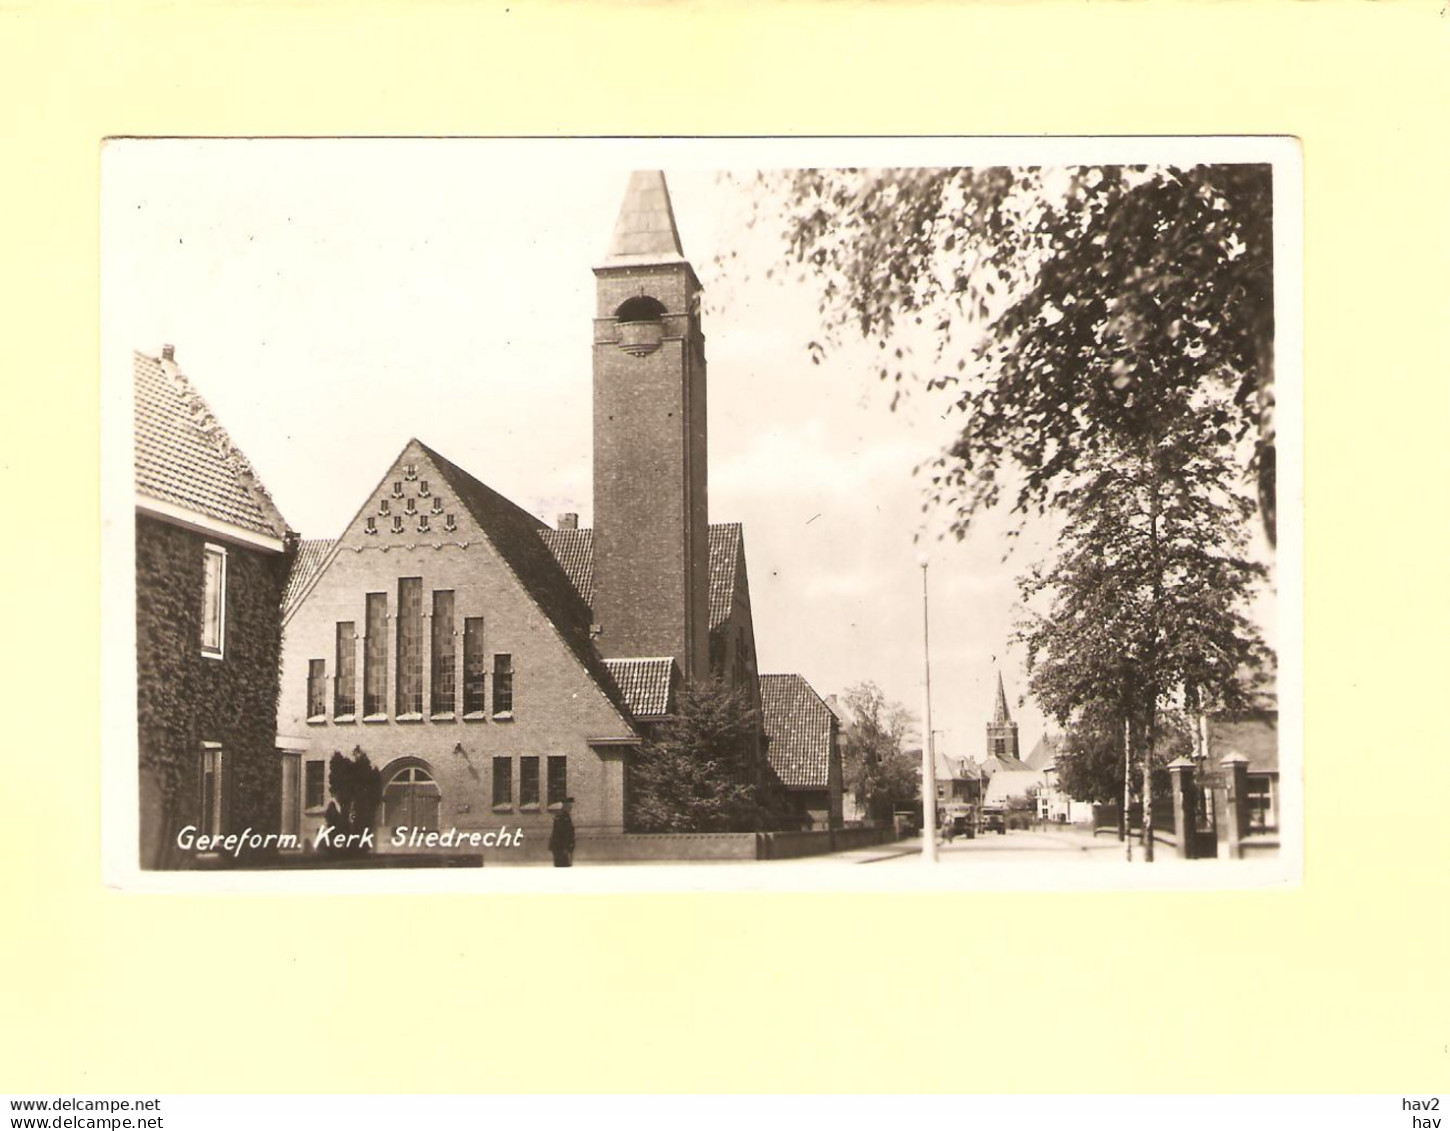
[100,136,1301,892]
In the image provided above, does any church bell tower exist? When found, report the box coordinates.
[591,171,710,681]
[987,672,1020,763]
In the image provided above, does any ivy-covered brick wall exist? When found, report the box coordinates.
[136,514,291,868]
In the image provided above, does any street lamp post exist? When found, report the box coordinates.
[919,554,938,865]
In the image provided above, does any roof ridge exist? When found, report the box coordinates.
[143,350,292,539]
[415,440,634,726]
[414,439,548,533]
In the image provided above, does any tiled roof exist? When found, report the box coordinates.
[538,522,742,634]
[133,350,289,540]
[417,441,632,723]
[708,522,742,634]
[1208,711,1278,775]
[984,769,1045,807]
[603,170,687,264]
[934,751,982,782]
[977,751,1034,776]
[1024,734,1064,771]
[759,673,835,790]
[283,538,334,614]
[538,527,595,608]
[604,657,677,718]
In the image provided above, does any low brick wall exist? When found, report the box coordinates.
[575,832,761,863]
[760,825,896,860]
[570,825,896,863]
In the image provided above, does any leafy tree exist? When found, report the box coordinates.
[732,164,1276,544]
[627,680,793,833]
[1016,409,1269,858]
[326,747,382,851]
[1055,700,1192,839]
[838,681,918,824]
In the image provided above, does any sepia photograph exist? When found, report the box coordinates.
[101,137,1299,889]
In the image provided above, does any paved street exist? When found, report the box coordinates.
[818,825,1127,866]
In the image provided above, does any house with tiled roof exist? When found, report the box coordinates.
[1208,710,1279,836]
[134,346,296,869]
[1023,733,1092,824]
[926,750,986,811]
[758,674,843,830]
[275,171,787,853]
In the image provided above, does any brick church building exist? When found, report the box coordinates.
[278,172,840,855]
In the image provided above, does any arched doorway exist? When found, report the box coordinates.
[381,763,441,832]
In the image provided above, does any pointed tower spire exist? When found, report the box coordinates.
[993,671,1012,724]
[986,671,1020,764]
[602,170,686,265]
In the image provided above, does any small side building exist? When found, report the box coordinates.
[758,674,844,830]
[134,347,295,869]
[1207,710,1279,835]
[1025,733,1094,824]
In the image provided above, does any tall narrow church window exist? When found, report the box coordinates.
[462,618,486,716]
[519,756,540,808]
[430,591,455,715]
[201,544,226,658]
[363,592,388,717]
[547,756,568,810]
[307,659,326,720]
[395,577,423,717]
[335,621,356,717]
[491,756,512,809]
[492,653,514,716]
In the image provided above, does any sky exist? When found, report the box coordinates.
[103,138,1278,763]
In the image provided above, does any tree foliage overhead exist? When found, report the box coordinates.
[838,681,918,823]
[1018,411,1269,727]
[736,163,1276,542]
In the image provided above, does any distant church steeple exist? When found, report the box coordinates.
[591,171,710,681]
[986,672,1020,763]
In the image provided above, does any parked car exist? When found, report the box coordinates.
[940,803,977,839]
[980,806,1007,835]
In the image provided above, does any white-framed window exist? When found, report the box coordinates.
[1246,775,1277,834]
[200,743,224,837]
[201,543,227,659]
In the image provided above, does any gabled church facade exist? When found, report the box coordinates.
[276,171,803,856]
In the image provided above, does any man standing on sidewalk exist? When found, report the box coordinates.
[549,797,576,868]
